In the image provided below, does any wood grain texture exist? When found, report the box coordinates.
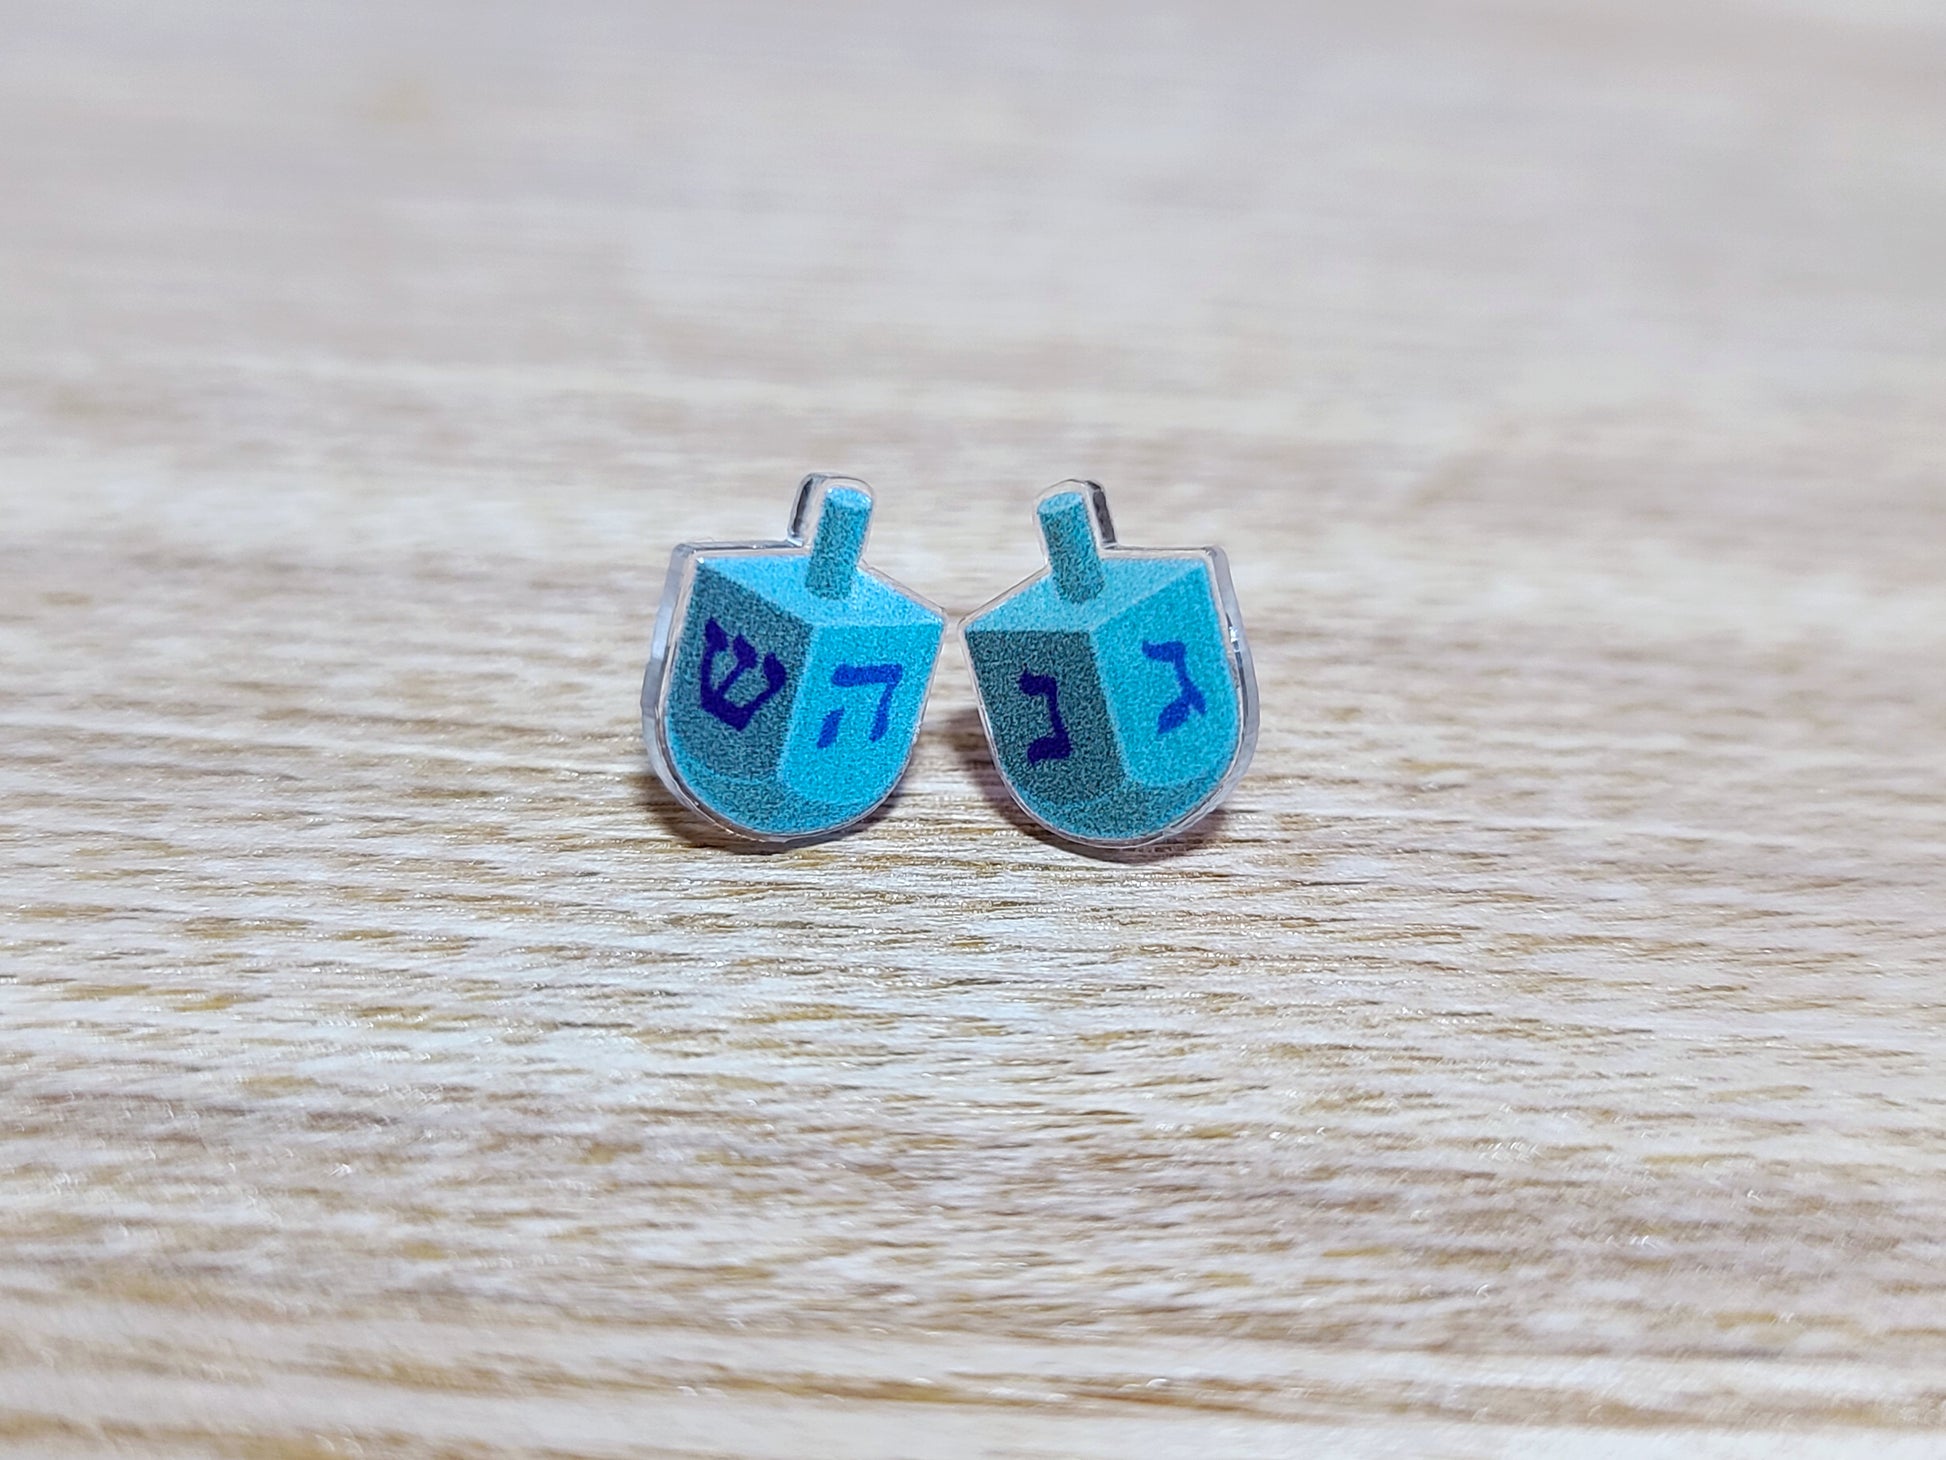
[2,0,1944,1454]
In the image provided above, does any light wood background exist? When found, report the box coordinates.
[2,0,1944,1454]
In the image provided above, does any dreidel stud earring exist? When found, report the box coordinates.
[961,482,1257,848]
[642,474,945,844]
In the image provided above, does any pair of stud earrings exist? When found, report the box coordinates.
[640,474,1258,850]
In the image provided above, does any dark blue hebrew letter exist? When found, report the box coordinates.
[1018,670,1072,765]
[699,617,788,731]
[816,662,904,747]
[1142,639,1206,735]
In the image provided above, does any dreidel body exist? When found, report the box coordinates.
[643,478,944,841]
[963,485,1255,846]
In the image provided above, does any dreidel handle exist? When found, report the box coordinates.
[1039,489,1109,603]
[804,482,872,599]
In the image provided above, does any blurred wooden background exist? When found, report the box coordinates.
[2,0,1944,1454]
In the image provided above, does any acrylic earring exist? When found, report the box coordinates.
[961,481,1257,848]
[641,474,945,844]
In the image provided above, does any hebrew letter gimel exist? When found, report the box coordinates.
[1142,639,1206,735]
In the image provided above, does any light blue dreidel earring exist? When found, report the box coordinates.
[962,482,1257,847]
[642,475,945,843]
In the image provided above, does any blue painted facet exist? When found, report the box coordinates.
[1093,568,1237,792]
[656,487,944,840]
[707,552,942,632]
[964,490,1244,844]
[777,620,941,810]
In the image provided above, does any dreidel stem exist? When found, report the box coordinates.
[1039,491,1106,603]
[806,485,871,598]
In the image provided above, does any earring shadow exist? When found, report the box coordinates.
[942,706,1230,865]
[629,764,906,854]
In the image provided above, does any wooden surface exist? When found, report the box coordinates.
[3,0,1945,1453]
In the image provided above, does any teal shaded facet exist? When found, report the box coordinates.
[665,565,809,782]
[965,628,1113,807]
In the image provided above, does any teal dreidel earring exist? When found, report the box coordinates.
[642,475,944,843]
[961,482,1256,847]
